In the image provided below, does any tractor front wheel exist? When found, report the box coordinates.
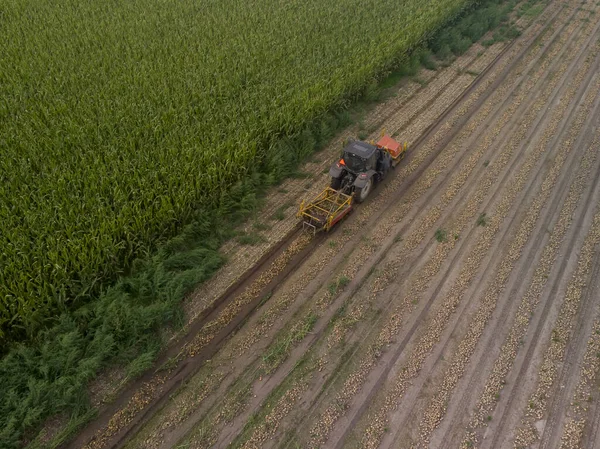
[354,177,372,203]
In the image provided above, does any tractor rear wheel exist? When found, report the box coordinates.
[354,177,372,203]
[330,177,342,190]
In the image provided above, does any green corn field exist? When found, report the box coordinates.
[0,0,471,343]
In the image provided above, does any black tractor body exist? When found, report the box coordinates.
[329,140,392,203]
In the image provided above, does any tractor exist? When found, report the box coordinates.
[328,139,393,203]
[297,134,406,232]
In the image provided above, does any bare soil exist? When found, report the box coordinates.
[65,1,600,448]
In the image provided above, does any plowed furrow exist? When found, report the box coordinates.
[558,263,600,449]
[405,19,600,449]
[346,11,600,448]
[423,65,600,449]
[537,174,600,449]
[292,4,584,448]
[511,210,600,447]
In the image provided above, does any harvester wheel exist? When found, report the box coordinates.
[355,177,372,203]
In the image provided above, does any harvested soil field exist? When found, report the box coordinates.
[66,1,600,448]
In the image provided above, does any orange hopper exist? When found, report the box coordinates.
[376,134,403,159]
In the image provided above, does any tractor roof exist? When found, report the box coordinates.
[343,140,377,158]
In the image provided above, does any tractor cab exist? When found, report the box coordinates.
[339,141,378,173]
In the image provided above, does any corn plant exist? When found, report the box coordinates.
[0,0,472,344]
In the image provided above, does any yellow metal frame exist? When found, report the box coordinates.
[298,187,353,231]
[392,141,408,160]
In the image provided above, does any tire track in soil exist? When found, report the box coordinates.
[256,2,572,444]
[202,8,509,302]
[558,260,600,449]
[120,50,492,449]
[448,85,600,449]
[190,17,498,325]
[288,1,580,446]
[80,232,315,449]
[365,43,496,144]
[422,55,600,449]
[315,0,568,358]
[183,39,483,331]
[314,0,564,366]
[158,35,520,444]
[286,3,572,444]
[340,7,596,448]
[468,46,600,449]
[508,176,600,444]
[396,43,596,447]
[232,4,564,448]
[477,69,600,449]
[62,4,564,449]
[135,35,520,449]
[511,208,600,449]
[230,33,522,373]
[363,0,536,143]
[537,161,600,449]
[200,4,568,448]
[418,50,600,449]
[376,0,575,297]
[407,14,600,449]
[276,17,564,449]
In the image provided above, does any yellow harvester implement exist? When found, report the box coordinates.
[297,187,353,233]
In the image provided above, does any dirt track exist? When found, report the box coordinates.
[68,1,600,448]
